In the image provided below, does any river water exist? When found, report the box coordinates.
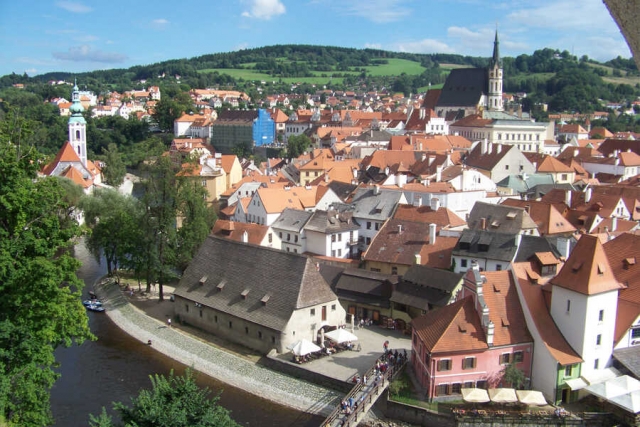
[51,241,322,426]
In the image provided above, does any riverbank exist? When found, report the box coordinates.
[93,278,342,417]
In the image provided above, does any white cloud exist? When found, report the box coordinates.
[335,0,411,23]
[395,39,456,54]
[152,18,169,25]
[52,45,128,63]
[234,42,250,50]
[241,0,286,20]
[75,34,98,42]
[56,1,92,13]
[507,0,616,32]
[24,68,38,76]
[364,43,382,50]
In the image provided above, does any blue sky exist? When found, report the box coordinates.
[0,0,632,77]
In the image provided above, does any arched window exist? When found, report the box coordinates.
[76,130,80,139]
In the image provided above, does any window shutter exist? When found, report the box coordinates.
[472,357,477,368]
[437,360,442,371]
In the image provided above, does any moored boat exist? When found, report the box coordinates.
[85,303,105,312]
[82,299,103,307]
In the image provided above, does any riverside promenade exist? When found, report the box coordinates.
[94,279,342,416]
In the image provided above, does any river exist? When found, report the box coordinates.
[51,241,322,426]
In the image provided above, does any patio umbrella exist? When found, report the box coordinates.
[489,388,518,403]
[287,339,321,356]
[516,390,547,406]
[462,388,490,403]
[586,375,640,400]
[325,328,358,344]
[609,390,640,414]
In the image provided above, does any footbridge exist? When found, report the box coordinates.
[321,355,406,427]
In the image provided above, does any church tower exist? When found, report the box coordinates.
[487,30,503,111]
[68,79,87,167]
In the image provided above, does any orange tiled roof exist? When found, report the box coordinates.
[412,297,488,353]
[500,199,576,235]
[604,233,640,304]
[256,186,319,213]
[220,155,238,174]
[61,165,92,188]
[551,234,625,295]
[393,204,466,228]
[537,155,573,173]
[41,141,82,175]
[211,220,270,245]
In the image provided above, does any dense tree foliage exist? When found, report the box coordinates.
[0,109,94,426]
[101,143,126,186]
[286,134,312,158]
[89,369,240,427]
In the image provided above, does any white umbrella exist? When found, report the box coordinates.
[586,375,640,400]
[287,339,321,356]
[489,388,518,403]
[462,388,490,403]
[609,390,640,414]
[516,390,547,406]
[324,328,358,344]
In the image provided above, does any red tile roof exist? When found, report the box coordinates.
[211,220,270,245]
[551,234,625,295]
[41,141,82,175]
[393,204,466,228]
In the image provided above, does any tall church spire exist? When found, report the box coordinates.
[487,29,503,112]
[491,29,501,68]
[68,78,87,166]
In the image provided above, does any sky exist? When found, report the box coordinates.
[0,0,633,77]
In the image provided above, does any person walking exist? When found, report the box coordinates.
[167,318,172,328]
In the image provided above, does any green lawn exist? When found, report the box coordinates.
[507,72,555,83]
[359,58,427,76]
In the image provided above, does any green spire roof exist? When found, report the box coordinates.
[491,30,501,68]
[69,78,85,123]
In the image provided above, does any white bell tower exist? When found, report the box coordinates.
[488,30,503,112]
[68,79,87,167]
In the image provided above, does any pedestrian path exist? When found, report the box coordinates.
[94,279,342,416]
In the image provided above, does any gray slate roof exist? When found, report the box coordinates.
[348,187,404,221]
[272,208,313,232]
[334,268,396,307]
[402,265,464,293]
[513,234,564,262]
[467,201,537,234]
[304,210,360,233]
[453,229,518,262]
[392,265,464,309]
[173,236,337,332]
[436,68,487,108]
[613,346,640,379]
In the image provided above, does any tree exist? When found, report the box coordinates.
[81,188,144,279]
[286,134,312,158]
[501,362,526,389]
[152,98,186,132]
[175,178,216,270]
[101,143,127,187]
[0,110,94,426]
[89,369,240,427]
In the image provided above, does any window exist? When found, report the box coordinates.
[279,232,283,239]
[391,266,398,275]
[331,304,336,311]
[435,384,448,396]
[561,174,568,181]
[464,381,475,388]
[185,304,189,313]
[258,331,263,339]
[271,336,276,344]
[462,357,476,369]
[375,222,380,231]
[199,310,203,318]
[461,259,468,268]
[268,233,273,243]
[287,233,291,241]
[476,380,488,389]
[367,221,372,230]
[596,334,602,346]
[228,321,233,328]
[331,250,336,257]
[366,237,371,245]
[201,180,207,187]
[500,353,510,364]
[305,171,309,176]
[513,351,524,363]
[496,264,502,271]
[214,315,218,323]
[451,383,462,395]
[594,359,599,369]
[310,308,316,316]
[294,235,298,243]
[337,249,342,257]
[565,365,572,377]
[437,359,452,371]
[331,235,336,242]
[598,310,604,322]
[632,328,640,338]
[566,299,571,313]
[338,234,342,242]
[245,326,249,335]
[505,164,509,170]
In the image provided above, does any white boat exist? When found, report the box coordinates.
[85,303,105,312]
[82,299,102,307]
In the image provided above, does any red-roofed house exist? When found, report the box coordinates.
[411,266,533,399]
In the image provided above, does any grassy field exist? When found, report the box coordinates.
[586,63,640,85]
[439,63,473,70]
[360,58,426,76]
[507,72,555,84]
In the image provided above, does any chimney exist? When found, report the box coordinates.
[414,253,422,265]
[488,142,493,154]
[421,153,427,162]
[573,149,579,158]
[397,224,403,234]
[480,217,487,230]
[430,197,440,211]
[481,138,488,155]
[420,108,425,119]
[612,216,618,232]
[585,187,592,203]
[242,230,248,243]
[486,321,495,347]
[515,233,522,248]
[429,223,437,245]
[436,165,443,182]
[524,205,530,214]
[565,190,572,207]
[496,144,502,154]
[374,185,380,195]
[414,195,422,207]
